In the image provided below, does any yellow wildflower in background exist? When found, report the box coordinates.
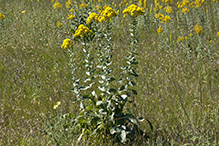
[157,26,164,34]
[98,6,117,22]
[57,22,62,27]
[194,23,202,34]
[0,13,5,20]
[66,0,72,8]
[53,101,61,109]
[53,1,62,9]
[177,36,185,42]
[22,10,26,14]
[181,7,190,14]
[217,32,219,36]
[87,12,99,25]
[96,5,102,13]
[164,6,173,13]
[68,14,75,19]
[74,24,92,37]
[61,39,73,49]
[123,4,145,17]
[80,3,88,8]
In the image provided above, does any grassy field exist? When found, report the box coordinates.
[0,0,219,145]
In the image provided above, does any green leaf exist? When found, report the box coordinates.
[121,130,126,143]
[108,88,117,93]
[130,89,138,95]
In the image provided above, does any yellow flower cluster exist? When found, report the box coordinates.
[194,23,202,34]
[86,12,99,25]
[74,24,92,37]
[57,22,62,27]
[164,6,173,14]
[181,7,190,14]
[153,0,162,12]
[157,26,164,34]
[193,0,205,8]
[122,4,145,17]
[96,5,102,13]
[98,6,117,22]
[68,14,75,19]
[53,1,62,9]
[0,13,5,20]
[162,0,173,4]
[177,36,185,42]
[155,13,171,24]
[177,0,191,8]
[80,3,88,8]
[217,32,219,36]
[66,0,72,8]
[61,38,73,49]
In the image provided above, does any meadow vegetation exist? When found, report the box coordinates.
[0,0,219,145]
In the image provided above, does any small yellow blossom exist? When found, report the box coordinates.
[86,12,99,25]
[217,32,219,36]
[61,39,73,49]
[164,6,173,13]
[57,22,62,27]
[0,13,5,20]
[123,4,145,17]
[189,33,193,37]
[194,23,202,34]
[22,10,26,14]
[53,101,61,109]
[74,24,92,38]
[69,8,74,13]
[66,0,72,8]
[177,36,185,42]
[53,1,62,9]
[181,7,190,14]
[68,14,75,19]
[157,26,164,34]
[98,6,117,22]
[80,3,88,8]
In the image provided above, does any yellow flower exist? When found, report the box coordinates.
[99,6,117,22]
[53,101,61,109]
[122,4,145,17]
[177,36,185,42]
[74,24,92,37]
[22,10,26,14]
[61,39,73,49]
[189,33,193,37]
[68,14,75,19]
[157,26,164,34]
[0,13,5,20]
[66,0,72,8]
[80,3,88,8]
[96,5,102,13]
[69,8,74,13]
[164,6,173,13]
[194,23,202,34]
[217,32,219,36]
[53,1,62,9]
[181,7,190,14]
[57,22,62,27]
[86,12,99,25]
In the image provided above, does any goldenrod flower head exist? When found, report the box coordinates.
[0,13,5,20]
[61,38,73,49]
[181,7,190,14]
[194,23,202,34]
[155,13,163,18]
[99,6,117,22]
[53,1,62,9]
[157,26,164,34]
[156,13,171,23]
[68,14,75,19]
[69,8,74,13]
[122,4,145,17]
[144,0,147,8]
[53,101,61,109]
[57,22,62,27]
[80,3,88,8]
[177,36,185,42]
[164,6,173,13]
[217,32,219,36]
[96,5,102,13]
[22,10,26,14]
[87,12,99,25]
[189,33,193,37]
[74,24,92,38]
[66,0,72,8]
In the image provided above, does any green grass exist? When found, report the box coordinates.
[0,0,219,145]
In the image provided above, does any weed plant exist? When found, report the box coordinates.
[0,0,219,145]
